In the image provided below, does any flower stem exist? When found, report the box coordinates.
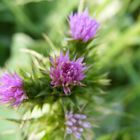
[78,0,85,13]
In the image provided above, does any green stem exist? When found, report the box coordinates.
[78,0,85,13]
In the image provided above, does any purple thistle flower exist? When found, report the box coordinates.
[0,72,27,107]
[69,9,99,42]
[65,112,91,139]
[50,51,86,94]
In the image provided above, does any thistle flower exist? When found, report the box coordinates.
[69,9,99,42]
[0,72,27,106]
[50,51,86,94]
[65,112,91,139]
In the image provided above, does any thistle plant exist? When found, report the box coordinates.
[69,9,99,42]
[65,111,91,139]
[50,51,86,94]
[0,72,27,106]
[0,3,109,140]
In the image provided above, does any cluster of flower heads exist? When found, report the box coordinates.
[0,9,99,139]
[0,9,98,104]
[50,51,86,94]
[65,111,91,139]
[69,9,99,42]
[0,51,86,106]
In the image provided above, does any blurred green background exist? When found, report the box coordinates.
[0,0,140,139]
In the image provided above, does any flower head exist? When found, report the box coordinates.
[50,51,86,94]
[69,9,99,42]
[0,72,27,106]
[65,112,91,139]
